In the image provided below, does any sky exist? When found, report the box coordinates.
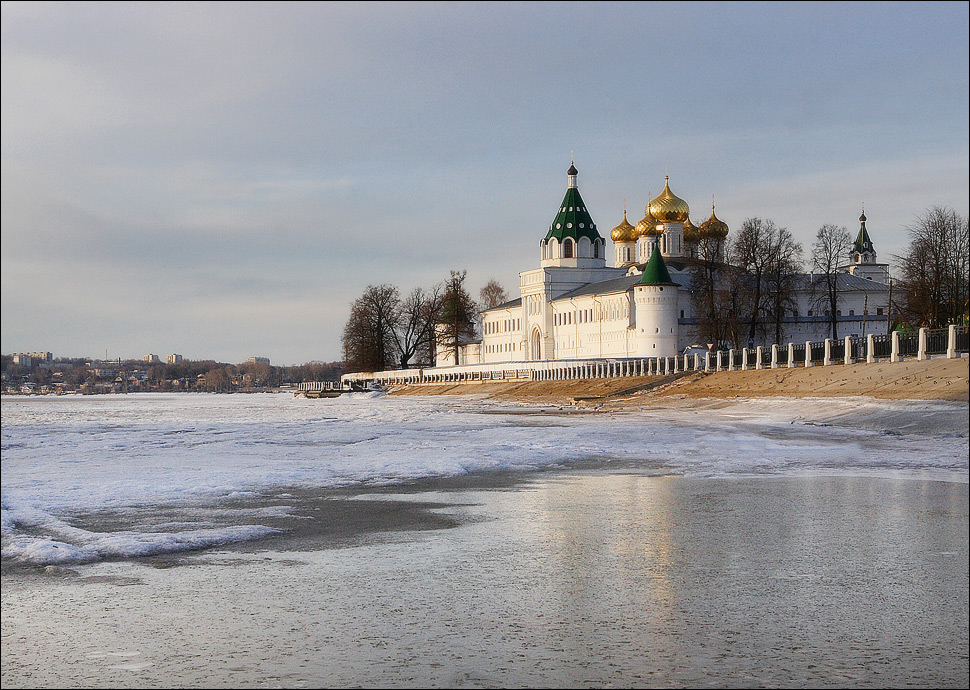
[2,1,968,365]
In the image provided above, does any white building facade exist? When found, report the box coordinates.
[438,164,892,367]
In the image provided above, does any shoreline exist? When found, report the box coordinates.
[388,357,969,405]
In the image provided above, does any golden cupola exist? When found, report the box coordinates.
[699,200,729,238]
[635,202,660,238]
[610,210,637,242]
[648,176,690,223]
[683,217,700,243]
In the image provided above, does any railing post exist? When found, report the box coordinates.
[890,331,900,362]
[805,341,813,367]
[917,327,928,361]
[947,324,957,358]
[755,346,763,370]
[716,351,723,372]
[704,352,711,372]
[867,334,875,363]
[823,338,832,366]
[728,349,735,371]
[787,342,794,368]
[741,348,749,371]
[844,335,853,365]
[770,344,778,369]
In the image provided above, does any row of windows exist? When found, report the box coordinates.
[803,308,884,317]
[553,301,630,326]
[485,342,519,354]
[541,237,604,261]
[484,318,521,335]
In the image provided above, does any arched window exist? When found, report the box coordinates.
[563,239,574,258]
[594,241,601,259]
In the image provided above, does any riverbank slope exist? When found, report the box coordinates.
[388,357,969,404]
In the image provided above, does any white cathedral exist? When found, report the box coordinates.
[436,164,893,367]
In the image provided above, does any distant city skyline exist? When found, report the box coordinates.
[2,2,968,364]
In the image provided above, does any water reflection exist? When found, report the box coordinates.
[516,474,968,687]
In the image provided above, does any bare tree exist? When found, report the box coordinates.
[688,233,730,348]
[896,206,969,328]
[438,270,478,366]
[730,218,777,346]
[811,224,851,340]
[392,285,443,369]
[479,279,508,310]
[722,263,757,349]
[342,284,400,372]
[764,226,803,345]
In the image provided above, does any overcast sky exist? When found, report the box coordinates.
[2,2,968,365]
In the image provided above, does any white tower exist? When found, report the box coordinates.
[633,246,680,357]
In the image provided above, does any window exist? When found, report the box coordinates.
[849,310,855,316]
[877,308,884,315]
[563,239,574,258]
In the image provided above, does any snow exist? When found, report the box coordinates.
[2,392,967,565]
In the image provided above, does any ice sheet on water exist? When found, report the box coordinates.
[2,392,966,565]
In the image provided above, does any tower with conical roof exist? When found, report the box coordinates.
[842,206,890,282]
[540,163,607,269]
[633,245,681,357]
[520,162,627,361]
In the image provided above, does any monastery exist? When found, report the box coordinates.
[437,164,892,367]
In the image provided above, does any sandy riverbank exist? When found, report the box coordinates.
[389,357,969,404]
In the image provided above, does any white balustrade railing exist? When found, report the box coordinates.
[339,325,969,387]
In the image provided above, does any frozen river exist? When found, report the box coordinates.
[2,392,968,687]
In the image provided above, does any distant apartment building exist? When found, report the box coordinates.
[166,354,183,364]
[245,356,271,365]
[144,354,160,364]
[11,352,52,367]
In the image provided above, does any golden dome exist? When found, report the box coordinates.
[683,217,700,243]
[648,177,690,223]
[610,210,637,242]
[634,202,660,237]
[699,202,729,238]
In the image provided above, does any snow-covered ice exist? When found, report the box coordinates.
[2,392,967,565]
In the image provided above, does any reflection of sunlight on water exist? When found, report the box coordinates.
[523,474,682,642]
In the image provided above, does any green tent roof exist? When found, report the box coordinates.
[543,185,602,243]
[638,245,679,286]
[853,212,874,255]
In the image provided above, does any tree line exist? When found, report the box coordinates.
[692,206,966,347]
[342,272,508,372]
